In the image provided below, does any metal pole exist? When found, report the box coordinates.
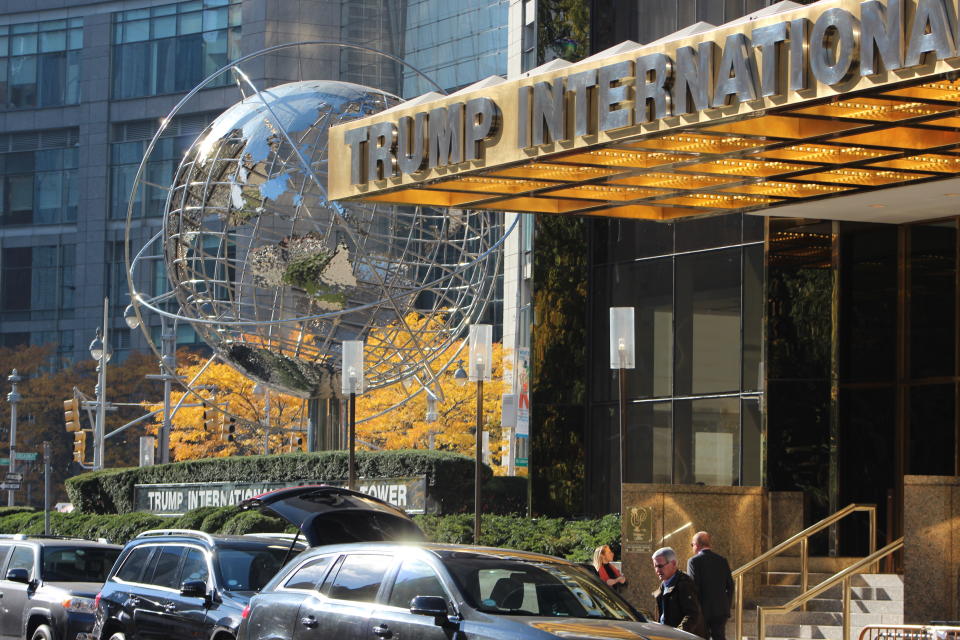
[618,365,626,498]
[474,378,483,544]
[95,297,108,470]
[43,441,50,535]
[348,392,356,490]
[262,390,271,455]
[6,369,20,507]
[160,315,175,464]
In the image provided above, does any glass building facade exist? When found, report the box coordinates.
[401,0,508,98]
[0,18,82,109]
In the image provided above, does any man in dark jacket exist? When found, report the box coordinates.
[687,531,734,640]
[652,547,706,639]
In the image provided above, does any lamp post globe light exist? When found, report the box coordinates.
[467,324,492,544]
[341,340,365,491]
[609,307,635,504]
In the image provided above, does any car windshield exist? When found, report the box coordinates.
[216,543,302,593]
[42,546,120,583]
[441,555,639,620]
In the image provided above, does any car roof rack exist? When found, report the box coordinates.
[0,534,104,542]
[136,529,215,544]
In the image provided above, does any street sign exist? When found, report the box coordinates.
[15,452,37,461]
[0,482,19,491]
[4,473,22,482]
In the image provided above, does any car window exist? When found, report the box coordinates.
[387,558,446,608]
[42,547,121,582]
[7,546,34,576]
[323,554,389,603]
[283,555,335,591]
[216,543,298,592]
[179,548,209,585]
[147,546,184,589]
[0,544,12,570]
[443,557,637,620]
[115,546,154,583]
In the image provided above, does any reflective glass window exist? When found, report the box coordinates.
[284,556,335,591]
[7,547,34,575]
[0,19,81,109]
[0,131,80,226]
[675,248,742,395]
[112,0,240,99]
[909,221,956,379]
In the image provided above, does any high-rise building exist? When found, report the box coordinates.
[0,0,509,365]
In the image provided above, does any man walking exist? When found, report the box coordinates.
[687,531,734,640]
[652,547,706,639]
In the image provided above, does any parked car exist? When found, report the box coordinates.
[92,529,306,640]
[236,542,703,640]
[0,534,121,640]
[93,486,420,640]
[236,486,702,640]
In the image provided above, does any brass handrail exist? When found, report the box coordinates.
[859,624,960,640]
[732,503,877,640]
[757,537,903,640]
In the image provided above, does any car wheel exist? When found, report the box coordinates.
[31,625,54,640]
[107,633,126,640]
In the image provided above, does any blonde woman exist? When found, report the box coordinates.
[592,544,627,591]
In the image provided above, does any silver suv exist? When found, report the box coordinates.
[0,534,121,640]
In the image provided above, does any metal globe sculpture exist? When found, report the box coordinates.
[160,79,502,398]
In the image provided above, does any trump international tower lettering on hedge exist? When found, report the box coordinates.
[135,477,428,515]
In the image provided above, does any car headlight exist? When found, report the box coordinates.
[62,597,96,614]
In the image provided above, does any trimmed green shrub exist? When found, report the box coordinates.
[0,508,618,561]
[65,450,493,515]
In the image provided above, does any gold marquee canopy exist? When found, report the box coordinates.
[328,0,960,221]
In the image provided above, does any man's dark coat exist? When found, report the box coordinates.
[654,570,706,639]
[687,548,734,620]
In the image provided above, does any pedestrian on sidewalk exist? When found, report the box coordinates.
[687,531,734,640]
[592,544,627,592]
[652,546,706,639]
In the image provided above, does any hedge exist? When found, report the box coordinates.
[0,508,620,563]
[65,450,498,515]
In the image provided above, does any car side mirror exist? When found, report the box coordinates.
[180,580,208,599]
[5,568,29,584]
[410,596,450,624]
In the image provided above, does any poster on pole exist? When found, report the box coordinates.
[516,347,530,437]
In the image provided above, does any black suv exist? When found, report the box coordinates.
[92,529,305,640]
[0,534,121,640]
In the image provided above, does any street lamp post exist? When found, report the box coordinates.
[127,306,178,465]
[342,340,365,491]
[6,369,21,507]
[468,325,492,544]
[609,307,635,499]
[254,383,272,455]
[88,297,112,471]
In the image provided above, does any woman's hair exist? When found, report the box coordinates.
[592,545,608,570]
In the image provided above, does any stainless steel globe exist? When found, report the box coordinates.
[162,79,502,398]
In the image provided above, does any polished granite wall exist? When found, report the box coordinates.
[620,484,768,614]
[904,475,960,623]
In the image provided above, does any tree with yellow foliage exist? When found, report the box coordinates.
[143,352,306,461]
[356,315,508,471]
[146,314,510,470]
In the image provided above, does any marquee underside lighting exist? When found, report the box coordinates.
[356,78,960,220]
[329,0,960,221]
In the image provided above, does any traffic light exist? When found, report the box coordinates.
[202,404,217,432]
[224,416,236,442]
[63,397,81,432]
[72,430,87,464]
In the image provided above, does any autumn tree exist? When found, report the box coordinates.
[0,344,166,506]
[356,314,509,472]
[143,352,307,461]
